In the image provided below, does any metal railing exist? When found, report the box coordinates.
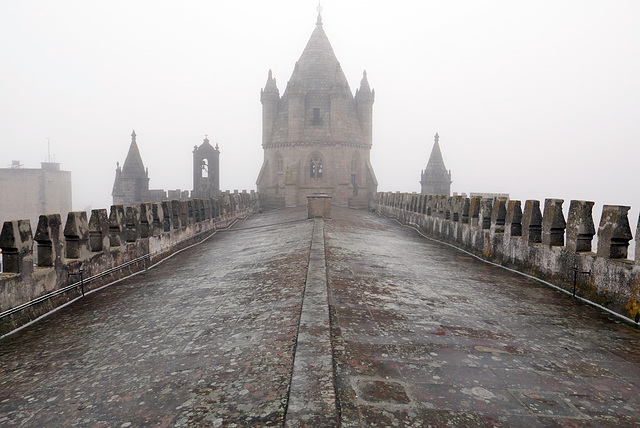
[0,210,253,326]
[0,254,150,320]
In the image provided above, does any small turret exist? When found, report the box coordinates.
[121,130,146,176]
[261,70,280,146]
[420,133,452,196]
[355,70,374,147]
[112,130,150,205]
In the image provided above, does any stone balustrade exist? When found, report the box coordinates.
[373,192,640,322]
[0,192,262,335]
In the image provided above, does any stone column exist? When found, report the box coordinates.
[460,198,470,224]
[108,205,126,248]
[565,200,596,253]
[505,200,522,238]
[490,197,507,233]
[171,200,182,230]
[89,209,109,252]
[522,200,542,244]
[140,203,153,239]
[151,203,165,235]
[542,199,566,247]
[597,205,633,259]
[125,206,141,243]
[35,214,63,267]
[469,196,482,227]
[0,220,34,274]
[64,211,90,259]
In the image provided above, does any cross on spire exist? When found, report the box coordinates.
[316,2,323,25]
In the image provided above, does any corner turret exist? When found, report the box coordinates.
[261,70,280,147]
[355,70,375,147]
[112,130,150,206]
[420,133,452,196]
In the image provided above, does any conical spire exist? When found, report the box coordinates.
[426,133,447,171]
[331,62,350,97]
[263,69,279,94]
[316,2,323,25]
[421,133,452,196]
[285,13,345,95]
[268,12,366,146]
[359,70,371,92]
[261,69,280,103]
[355,70,374,103]
[122,130,146,175]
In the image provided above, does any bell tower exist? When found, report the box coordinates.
[192,136,220,199]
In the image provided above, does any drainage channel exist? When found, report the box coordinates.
[285,218,338,427]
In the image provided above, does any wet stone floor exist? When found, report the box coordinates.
[0,209,313,427]
[326,207,640,427]
[1,206,640,427]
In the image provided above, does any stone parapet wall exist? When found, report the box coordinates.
[0,191,262,335]
[372,192,640,322]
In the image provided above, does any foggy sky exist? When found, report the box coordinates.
[1,1,639,226]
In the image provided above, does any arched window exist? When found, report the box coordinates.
[350,152,360,196]
[275,152,283,172]
[201,159,209,178]
[351,152,360,172]
[310,155,323,179]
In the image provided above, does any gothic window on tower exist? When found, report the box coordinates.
[351,153,359,172]
[275,152,283,172]
[310,156,323,179]
[312,108,321,125]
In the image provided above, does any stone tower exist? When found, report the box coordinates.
[256,12,378,207]
[112,130,150,206]
[192,136,220,199]
[420,133,452,196]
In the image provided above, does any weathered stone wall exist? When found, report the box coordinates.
[372,192,640,322]
[0,191,262,335]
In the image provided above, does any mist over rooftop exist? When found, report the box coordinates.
[1,1,638,223]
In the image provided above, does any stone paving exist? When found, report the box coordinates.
[326,207,640,427]
[1,206,639,427]
[0,209,313,427]
[285,218,336,427]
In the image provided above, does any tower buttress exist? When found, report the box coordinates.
[260,70,280,147]
[355,70,374,147]
[192,136,220,199]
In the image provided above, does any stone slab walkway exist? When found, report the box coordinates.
[0,208,314,427]
[326,207,640,427]
[285,218,337,427]
[1,206,639,427]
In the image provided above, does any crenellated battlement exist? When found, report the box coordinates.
[0,192,262,335]
[373,192,640,323]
